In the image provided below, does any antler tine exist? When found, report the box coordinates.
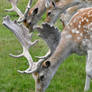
[35,50,51,59]
[17,0,32,22]
[3,16,61,74]
[3,16,40,73]
[24,0,32,17]
[5,0,24,21]
[5,0,32,23]
[17,58,46,74]
[5,0,18,12]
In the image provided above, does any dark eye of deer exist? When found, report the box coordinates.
[48,12,51,16]
[45,61,51,68]
[40,75,45,81]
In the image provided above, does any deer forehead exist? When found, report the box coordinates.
[28,8,34,15]
[67,8,92,43]
[28,0,45,16]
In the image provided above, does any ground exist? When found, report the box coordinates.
[0,0,91,92]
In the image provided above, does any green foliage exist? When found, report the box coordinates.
[0,0,91,92]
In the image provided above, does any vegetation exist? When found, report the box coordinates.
[0,0,91,92]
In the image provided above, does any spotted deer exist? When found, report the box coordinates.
[5,0,81,32]
[46,0,92,27]
[3,7,92,92]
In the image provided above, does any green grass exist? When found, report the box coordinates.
[0,0,91,92]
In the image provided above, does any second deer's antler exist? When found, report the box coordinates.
[5,0,32,22]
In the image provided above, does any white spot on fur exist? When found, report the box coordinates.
[79,21,81,25]
[76,30,80,34]
[86,19,89,22]
[77,37,81,40]
[65,34,72,39]
[72,28,77,33]
[78,24,81,29]
[80,33,83,36]
[82,18,84,22]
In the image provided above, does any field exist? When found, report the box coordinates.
[0,0,91,92]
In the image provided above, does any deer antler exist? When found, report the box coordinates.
[5,0,18,12]
[3,16,43,73]
[5,0,32,22]
[5,0,24,21]
[18,0,33,22]
[3,16,61,74]
[34,23,61,53]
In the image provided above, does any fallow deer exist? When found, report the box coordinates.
[5,0,53,31]
[3,7,92,92]
[6,0,80,31]
[46,0,92,26]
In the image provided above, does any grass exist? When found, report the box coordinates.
[0,0,91,92]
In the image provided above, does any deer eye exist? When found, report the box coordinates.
[48,12,51,16]
[45,61,51,68]
[42,61,51,68]
[33,8,38,16]
[40,75,45,81]
[52,1,56,7]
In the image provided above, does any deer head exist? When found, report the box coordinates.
[46,0,92,27]
[45,0,81,25]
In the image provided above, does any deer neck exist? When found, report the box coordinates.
[48,31,74,76]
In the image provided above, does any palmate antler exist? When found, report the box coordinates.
[5,0,32,22]
[3,16,61,74]
[34,23,61,53]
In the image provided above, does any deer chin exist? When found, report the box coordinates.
[33,68,53,92]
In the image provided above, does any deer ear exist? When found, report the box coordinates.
[33,8,38,16]
[43,61,51,68]
[52,1,56,8]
